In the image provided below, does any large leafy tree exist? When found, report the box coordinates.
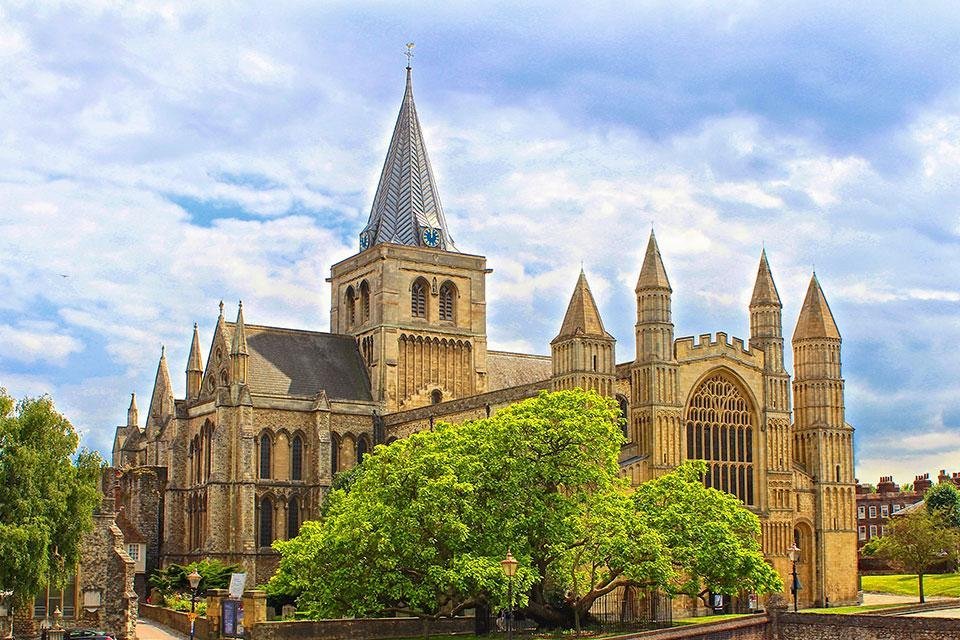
[270,390,777,625]
[925,483,960,528]
[0,389,102,605]
[864,509,959,602]
[633,461,783,605]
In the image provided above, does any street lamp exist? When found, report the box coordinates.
[187,569,202,640]
[786,544,800,613]
[500,550,518,640]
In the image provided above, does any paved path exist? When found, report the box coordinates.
[136,619,187,640]
[906,607,960,618]
[861,592,948,606]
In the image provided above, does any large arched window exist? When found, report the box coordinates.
[345,286,356,326]
[439,282,455,321]
[684,371,756,505]
[616,394,629,440]
[357,435,369,464]
[287,497,300,540]
[259,433,272,479]
[411,279,427,319]
[359,280,371,322]
[259,496,273,547]
[291,434,303,481]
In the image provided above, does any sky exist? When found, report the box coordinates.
[2,1,960,486]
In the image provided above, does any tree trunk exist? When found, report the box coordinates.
[918,573,925,604]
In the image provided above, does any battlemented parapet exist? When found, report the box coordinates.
[675,331,765,369]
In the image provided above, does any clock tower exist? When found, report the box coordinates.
[330,64,489,412]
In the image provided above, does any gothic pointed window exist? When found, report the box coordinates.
[259,496,273,547]
[291,434,303,481]
[359,280,371,322]
[357,435,369,464]
[411,279,427,319]
[684,371,756,505]
[439,282,455,321]
[345,286,356,326]
[616,395,629,440]
[259,433,272,479]
[287,497,300,539]
[331,434,340,473]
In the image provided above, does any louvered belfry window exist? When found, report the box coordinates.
[685,372,755,505]
[439,283,455,321]
[412,280,427,318]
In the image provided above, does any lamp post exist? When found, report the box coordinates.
[500,550,518,640]
[187,569,202,640]
[787,544,800,613]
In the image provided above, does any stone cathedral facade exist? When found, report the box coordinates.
[111,66,858,608]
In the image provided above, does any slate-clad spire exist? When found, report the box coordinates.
[555,270,611,340]
[360,66,456,252]
[636,231,671,291]
[751,249,782,307]
[794,274,841,341]
[230,301,249,383]
[146,346,174,436]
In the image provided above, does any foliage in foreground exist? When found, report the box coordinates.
[269,390,781,625]
[149,559,243,596]
[0,389,102,605]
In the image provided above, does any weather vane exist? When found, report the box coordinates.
[405,42,415,68]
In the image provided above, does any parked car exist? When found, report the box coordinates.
[66,629,115,640]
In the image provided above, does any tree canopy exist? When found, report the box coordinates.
[0,389,102,604]
[269,390,780,624]
[925,483,960,528]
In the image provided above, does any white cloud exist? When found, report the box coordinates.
[0,322,82,364]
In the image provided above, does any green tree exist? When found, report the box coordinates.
[0,389,102,606]
[149,559,243,596]
[925,483,960,528]
[633,461,783,605]
[271,390,779,626]
[864,509,959,602]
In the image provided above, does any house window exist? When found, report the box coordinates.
[881,504,889,518]
[857,505,865,519]
[127,544,140,561]
[259,433,272,479]
[439,283,455,321]
[291,434,303,481]
[411,280,427,319]
[858,525,866,541]
[892,503,901,513]
[259,496,273,547]
[34,573,77,619]
[869,525,877,538]
[869,505,877,518]
[881,525,887,537]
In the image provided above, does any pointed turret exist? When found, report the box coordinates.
[230,301,249,384]
[359,66,456,252]
[636,231,671,292]
[145,346,174,438]
[551,270,615,396]
[127,392,138,428]
[794,274,841,341]
[554,270,612,340]
[749,250,786,375]
[186,322,203,399]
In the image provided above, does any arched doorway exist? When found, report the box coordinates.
[793,522,815,608]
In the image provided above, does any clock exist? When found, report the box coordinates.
[359,232,370,251]
[421,227,441,248]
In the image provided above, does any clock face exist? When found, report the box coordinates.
[422,227,441,248]
[359,233,370,251]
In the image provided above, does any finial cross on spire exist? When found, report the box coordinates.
[405,42,415,69]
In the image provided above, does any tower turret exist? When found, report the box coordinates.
[127,392,138,427]
[186,322,203,399]
[635,231,673,362]
[551,270,616,396]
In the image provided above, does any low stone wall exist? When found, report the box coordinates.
[249,616,475,640]
[140,604,212,640]
[773,610,960,640]
[609,615,768,640]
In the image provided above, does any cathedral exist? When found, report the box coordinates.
[111,64,858,608]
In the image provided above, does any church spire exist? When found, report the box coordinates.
[145,346,174,437]
[794,274,841,341]
[750,249,782,307]
[554,270,611,341]
[360,64,456,252]
[636,231,671,292]
[230,301,249,383]
[127,392,138,428]
[186,322,203,399]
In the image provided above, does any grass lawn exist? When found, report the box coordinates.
[861,573,960,598]
[672,614,752,626]
[802,604,901,615]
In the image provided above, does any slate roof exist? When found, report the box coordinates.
[223,323,372,401]
[487,351,552,391]
[361,67,457,251]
